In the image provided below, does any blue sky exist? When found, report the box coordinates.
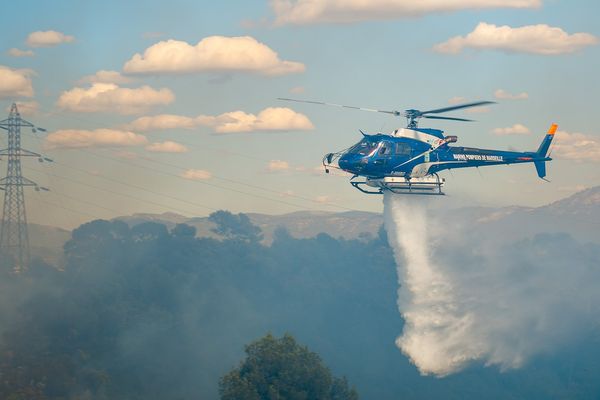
[1,0,599,228]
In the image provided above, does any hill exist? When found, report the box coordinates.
[28,186,600,266]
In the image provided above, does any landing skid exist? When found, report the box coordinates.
[350,174,445,195]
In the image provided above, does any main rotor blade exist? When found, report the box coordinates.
[421,101,495,115]
[277,98,399,115]
[423,115,473,122]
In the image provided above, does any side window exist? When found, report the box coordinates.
[378,142,391,155]
[395,143,411,156]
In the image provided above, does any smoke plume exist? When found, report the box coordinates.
[383,192,600,376]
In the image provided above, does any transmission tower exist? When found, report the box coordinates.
[0,103,51,273]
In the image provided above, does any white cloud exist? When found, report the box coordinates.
[126,114,198,131]
[45,129,148,149]
[26,30,75,48]
[181,169,212,180]
[146,141,188,153]
[78,70,133,85]
[271,0,541,25]
[434,22,598,55]
[8,48,34,57]
[494,89,528,100]
[267,160,290,172]
[123,36,305,76]
[552,131,600,162]
[492,124,531,135]
[57,83,174,115]
[209,107,314,133]
[315,195,331,203]
[0,66,34,98]
[127,107,314,133]
[289,86,305,94]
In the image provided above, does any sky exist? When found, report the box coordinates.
[1,0,599,229]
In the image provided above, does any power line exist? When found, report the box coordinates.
[27,166,204,217]
[26,129,349,215]
[31,189,104,221]
[27,129,220,218]
[57,147,318,212]
[25,106,363,213]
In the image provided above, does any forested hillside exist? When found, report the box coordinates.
[1,211,599,399]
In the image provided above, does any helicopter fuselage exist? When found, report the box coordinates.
[326,126,555,194]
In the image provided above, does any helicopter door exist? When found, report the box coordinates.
[374,141,392,169]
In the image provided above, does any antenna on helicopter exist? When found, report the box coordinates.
[278,98,495,129]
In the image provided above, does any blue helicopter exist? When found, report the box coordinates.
[279,98,557,195]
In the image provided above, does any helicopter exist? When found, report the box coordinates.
[279,98,557,195]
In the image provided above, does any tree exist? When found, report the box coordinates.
[209,211,263,243]
[219,333,358,400]
[171,223,196,238]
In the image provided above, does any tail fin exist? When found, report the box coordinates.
[536,123,558,158]
[534,123,558,179]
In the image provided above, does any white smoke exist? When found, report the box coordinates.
[383,192,600,376]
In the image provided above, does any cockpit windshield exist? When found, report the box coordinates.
[347,139,379,156]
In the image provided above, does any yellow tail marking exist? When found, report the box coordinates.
[548,123,558,135]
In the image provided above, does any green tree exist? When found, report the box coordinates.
[209,210,263,242]
[219,333,358,400]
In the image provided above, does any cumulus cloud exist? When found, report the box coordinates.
[57,83,174,115]
[26,30,75,48]
[209,107,314,133]
[0,66,34,98]
[181,169,212,180]
[267,160,290,172]
[45,129,148,149]
[552,131,600,162]
[123,36,305,76]
[146,141,188,153]
[126,114,198,131]
[8,48,34,57]
[494,89,528,100]
[78,70,133,85]
[434,22,598,55]
[270,0,541,25]
[127,107,314,133]
[492,124,531,135]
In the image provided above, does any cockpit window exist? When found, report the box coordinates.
[348,139,379,156]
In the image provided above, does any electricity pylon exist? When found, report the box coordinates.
[0,103,51,273]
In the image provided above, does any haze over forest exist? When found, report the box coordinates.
[0,187,599,399]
